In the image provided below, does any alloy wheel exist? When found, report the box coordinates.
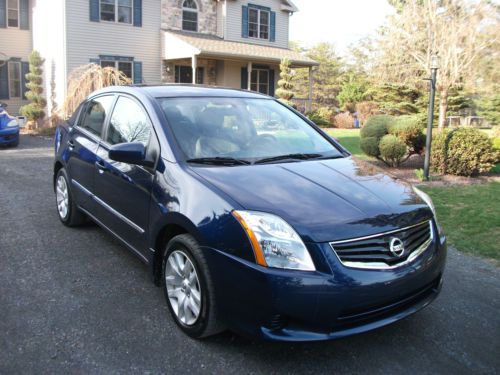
[56,175,69,220]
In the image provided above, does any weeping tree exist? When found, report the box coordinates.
[61,63,131,118]
[374,0,495,130]
[20,50,47,126]
[276,58,295,106]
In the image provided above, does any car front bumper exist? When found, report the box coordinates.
[0,127,20,145]
[204,231,447,341]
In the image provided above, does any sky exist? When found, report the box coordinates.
[289,0,395,54]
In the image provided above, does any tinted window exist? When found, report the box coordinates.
[106,96,151,146]
[80,96,114,137]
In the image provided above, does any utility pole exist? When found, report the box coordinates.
[423,54,439,181]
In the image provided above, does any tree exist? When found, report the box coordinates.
[275,58,295,106]
[20,50,47,125]
[337,74,367,112]
[374,0,495,130]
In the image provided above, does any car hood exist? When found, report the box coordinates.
[192,157,432,243]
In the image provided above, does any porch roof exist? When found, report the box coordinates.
[162,30,318,67]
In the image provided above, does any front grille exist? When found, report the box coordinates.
[330,220,433,269]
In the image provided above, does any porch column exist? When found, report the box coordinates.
[247,61,252,91]
[192,55,197,84]
[307,66,314,112]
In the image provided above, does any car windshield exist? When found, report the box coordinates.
[157,97,343,163]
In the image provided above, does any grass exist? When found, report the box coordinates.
[325,128,369,159]
[420,182,500,261]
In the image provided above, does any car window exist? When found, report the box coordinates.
[106,96,151,146]
[158,97,342,161]
[79,96,114,137]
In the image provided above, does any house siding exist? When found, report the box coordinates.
[225,0,289,49]
[0,2,32,115]
[65,0,162,86]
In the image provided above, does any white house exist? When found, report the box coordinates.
[0,0,317,116]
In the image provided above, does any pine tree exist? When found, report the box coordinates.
[276,58,295,106]
[20,50,47,125]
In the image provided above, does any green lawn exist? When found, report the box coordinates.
[420,182,500,261]
[326,128,369,159]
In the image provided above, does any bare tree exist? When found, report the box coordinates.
[374,0,497,130]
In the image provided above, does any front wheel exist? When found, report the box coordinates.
[162,234,224,338]
[55,168,86,226]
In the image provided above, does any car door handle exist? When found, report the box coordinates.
[67,140,75,150]
[95,160,108,174]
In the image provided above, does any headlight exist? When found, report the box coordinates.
[232,210,315,271]
[413,186,443,235]
[7,119,18,128]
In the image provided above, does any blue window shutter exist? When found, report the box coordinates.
[89,58,100,65]
[21,62,29,99]
[133,61,142,84]
[270,11,276,42]
[269,69,275,97]
[19,0,29,29]
[90,0,100,22]
[133,0,142,27]
[241,67,248,90]
[0,0,6,28]
[242,5,248,38]
[0,63,9,99]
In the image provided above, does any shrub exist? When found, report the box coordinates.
[19,50,47,124]
[389,115,426,154]
[379,135,407,167]
[431,128,499,176]
[276,57,295,106]
[360,137,380,158]
[493,137,500,151]
[305,107,333,127]
[334,112,354,129]
[356,101,379,125]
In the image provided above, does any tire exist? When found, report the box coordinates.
[55,168,87,227]
[10,138,19,147]
[162,234,224,338]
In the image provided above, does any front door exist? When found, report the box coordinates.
[92,95,157,257]
[175,65,204,84]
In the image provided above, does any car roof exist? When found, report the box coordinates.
[91,84,273,99]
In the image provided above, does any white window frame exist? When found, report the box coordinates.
[99,0,133,24]
[248,7,270,40]
[100,60,134,81]
[8,61,22,99]
[7,0,20,29]
[250,68,269,95]
[182,0,198,32]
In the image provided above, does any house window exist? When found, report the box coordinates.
[248,7,269,39]
[175,65,203,84]
[250,69,269,95]
[7,0,19,28]
[100,0,133,24]
[8,61,21,98]
[101,60,133,80]
[182,0,198,32]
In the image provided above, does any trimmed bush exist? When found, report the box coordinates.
[361,115,393,139]
[431,128,499,176]
[360,137,380,158]
[379,135,407,167]
[389,115,426,154]
[334,112,354,129]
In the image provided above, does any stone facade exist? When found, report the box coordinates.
[161,0,217,34]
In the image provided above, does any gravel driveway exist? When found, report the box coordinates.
[1,135,499,374]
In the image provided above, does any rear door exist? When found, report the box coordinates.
[67,95,115,209]
[92,95,158,257]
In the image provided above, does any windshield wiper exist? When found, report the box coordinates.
[186,157,251,166]
[253,153,324,165]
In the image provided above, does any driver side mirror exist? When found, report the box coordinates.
[108,142,155,168]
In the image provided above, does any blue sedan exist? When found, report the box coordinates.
[0,104,20,147]
[53,85,446,341]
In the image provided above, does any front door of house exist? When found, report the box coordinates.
[175,66,204,84]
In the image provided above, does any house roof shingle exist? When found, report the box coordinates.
[163,30,318,67]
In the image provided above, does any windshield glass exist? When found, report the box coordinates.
[157,97,343,162]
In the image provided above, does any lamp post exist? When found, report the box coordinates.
[423,54,439,181]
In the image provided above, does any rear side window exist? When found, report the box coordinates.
[106,96,151,146]
[79,96,114,137]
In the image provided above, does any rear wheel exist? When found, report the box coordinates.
[55,168,86,226]
[162,234,224,338]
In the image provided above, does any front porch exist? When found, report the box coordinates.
[161,30,317,110]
